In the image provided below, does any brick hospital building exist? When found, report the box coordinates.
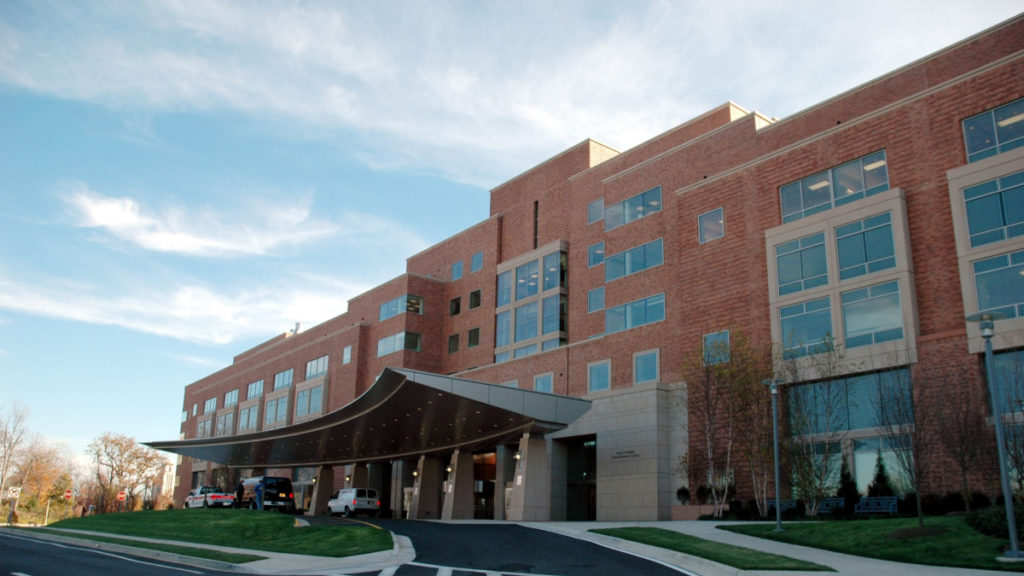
[153,15,1024,521]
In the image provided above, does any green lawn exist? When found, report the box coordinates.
[47,508,393,558]
[37,531,267,564]
[722,516,1024,572]
[592,527,832,571]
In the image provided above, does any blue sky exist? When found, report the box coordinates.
[1,1,1020,465]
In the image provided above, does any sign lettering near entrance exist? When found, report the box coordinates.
[611,449,640,460]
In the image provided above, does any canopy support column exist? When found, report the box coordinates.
[506,432,551,521]
[441,449,474,519]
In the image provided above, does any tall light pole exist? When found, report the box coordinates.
[967,312,1021,558]
[764,378,783,532]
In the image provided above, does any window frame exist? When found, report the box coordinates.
[588,359,611,393]
[698,207,725,243]
[633,349,659,384]
[534,372,554,393]
[780,150,890,223]
[963,97,1024,163]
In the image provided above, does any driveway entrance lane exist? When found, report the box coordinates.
[370,519,686,576]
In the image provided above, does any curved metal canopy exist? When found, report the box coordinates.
[147,368,591,468]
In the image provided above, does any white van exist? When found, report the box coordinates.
[327,488,380,517]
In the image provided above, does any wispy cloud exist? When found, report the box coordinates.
[63,183,338,257]
[0,273,371,345]
[3,1,1018,186]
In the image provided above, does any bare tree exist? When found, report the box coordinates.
[0,403,30,507]
[996,351,1024,500]
[87,432,166,512]
[780,337,848,516]
[874,364,931,527]
[728,335,775,518]
[935,367,991,512]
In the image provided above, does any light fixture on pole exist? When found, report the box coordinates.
[763,378,784,533]
[966,311,1022,558]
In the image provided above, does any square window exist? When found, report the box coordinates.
[776,232,828,295]
[780,296,832,358]
[468,327,480,348]
[588,287,605,313]
[634,350,658,384]
[450,297,461,316]
[842,281,903,348]
[588,360,610,393]
[974,249,1024,320]
[964,98,1024,162]
[699,207,725,243]
[703,331,730,365]
[448,334,460,354]
[516,260,539,300]
[534,373,553,393]
[469,290,482,309]
[471,251,484,273]
[836,212,896,280]
[452,260,463,281]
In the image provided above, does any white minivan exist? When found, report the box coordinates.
[327,488,380,517]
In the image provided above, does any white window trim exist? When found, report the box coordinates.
[947,146,1024,353]
[587,359,612,394]
[765,187,917,378]
[534,372,554,393]
[698,207,725,244]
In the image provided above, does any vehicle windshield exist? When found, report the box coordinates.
[264,478,290,492]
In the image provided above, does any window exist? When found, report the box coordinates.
[503,380,520,388]
[448,334,460,354]
[196,418,211,438]
[994,349,1024,415]
[588,199,604,224]
[471,251,484,273]
[192,404,197,416]
[305,355,328,379]
[605,293,665,334]
[203,398,217,414]
[542,251,567,291]
[963,170,1024,247]
[836,212,895,280]
[469,290,481,309]
[534,373,553,393]
[247,380,264,400]
[450,297,461,316]
[514,301,538,342]
[788,368,911,435]
[974,249,1024,320]
[295,385,324,418]
[342,345,352,364]
[265,396,289,426]
[634,350,659,384]
[496,271,512,307]
[605,186,662,231]
[588,360,611,393]
[542,295,566,335]
[452,260,463,280]
[703,331,730,365]
[605,238,664,282]
[468,327,480,348]
[515,260,539,300]
[780,150,889,223]
[842,281,903,348]
[224,389,238,407]
[495,351,510,363]
[963,98,1024,163]
[377,332,421,357]
[780,296,832,359]
[776,232,827,295]
[181,410,188,423]
[380,294,423,321]
[514,344,537,359]
[238,405,259,432]
[542,338,564,351]
[495,311,511,348]
[699,207,725,243]
[588,287,605,313]
[215,412,233,436]
[274,369,293,390]
[588,242,605,267]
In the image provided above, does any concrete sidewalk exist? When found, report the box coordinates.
[527,521,1017,576]
[15,520,1021,575]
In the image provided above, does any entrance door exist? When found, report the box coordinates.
[473,452,496,519]
[566,437,596,520]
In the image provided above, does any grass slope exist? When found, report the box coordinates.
[722,517,1024,572]
[592,527,833,571]
[50,509,393,558]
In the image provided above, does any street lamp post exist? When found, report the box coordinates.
[764,378,783,532]
[967,312,1022,558]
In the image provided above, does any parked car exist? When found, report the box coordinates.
[184,486,235,509]
[327,488,380,517]
[237,476,296,512]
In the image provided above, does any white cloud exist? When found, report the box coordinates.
[0,273,371,345]
[3,1,1019,186]
[63,183,339,257]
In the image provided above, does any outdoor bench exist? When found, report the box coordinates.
[854,496,897,515]
[816,497,845,515]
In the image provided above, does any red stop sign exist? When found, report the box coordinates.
[63,489,72,499]
[117,490,126,501]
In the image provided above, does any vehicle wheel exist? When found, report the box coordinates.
[343,506,352,517]
[370,510,378,518]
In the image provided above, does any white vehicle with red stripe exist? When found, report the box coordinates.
[185,486,235,509]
